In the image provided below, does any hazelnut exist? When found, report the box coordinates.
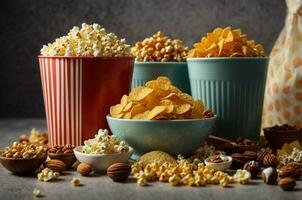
[278,177,296,191]
[243,161,260,179]
[77,163,93,176]
[261,167,278,185]
[278,162,302,180]
[107,163,131,182]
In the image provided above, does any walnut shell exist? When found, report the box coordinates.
[278,163,302,180]
[243,161,260,179]
[263,153,278,168]
[77,163,93,176]
[43,159,66,173]
[107,163,131,182]
[278,177,296,191]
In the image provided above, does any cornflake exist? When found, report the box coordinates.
[41,23,131,57]
[82,129,129,154]
[188,27,265,58]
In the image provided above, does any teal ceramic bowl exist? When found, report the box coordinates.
[106,115,217,160]
[187,57,269,141]
[132,62,191,94]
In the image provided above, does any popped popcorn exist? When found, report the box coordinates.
[279,147,302,166]
[37,168,60,182]
[132,155,232,187]
[32,188,42,197]
[41,23,131,57]
[82,129,129,154]
[1,142,47,158]
[233,169,251,184]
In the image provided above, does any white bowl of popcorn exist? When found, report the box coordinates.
[73,129,133,172]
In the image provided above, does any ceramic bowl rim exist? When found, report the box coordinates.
[73,146,134,157]
[187,57,269,61]
[38,55,135,59]
[204,156,232,166]
[134,61,187,65]
[106,114,217,122]
[0,153,47,161]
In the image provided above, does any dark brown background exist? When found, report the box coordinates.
[0,0,286,117]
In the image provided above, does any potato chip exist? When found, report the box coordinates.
[122,102,133,112]
[188,26,266,58]
[133,110,150,120]
[160,99,174,113]
[191,100,204,119]
[147,106,166,119]
[129,87,154,101]
[123,112,132,119]
[120,95,128,107]
[110,104,124,116]
[109,76,213,120]
[175,104,192,115]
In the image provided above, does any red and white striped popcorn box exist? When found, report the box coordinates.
[38,56,134,147]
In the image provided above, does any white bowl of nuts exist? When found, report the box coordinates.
[204,155,232,171]
[73,129,133,172]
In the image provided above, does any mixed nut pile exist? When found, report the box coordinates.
[0,127,301,198]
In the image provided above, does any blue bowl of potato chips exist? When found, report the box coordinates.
[106,115,217,160]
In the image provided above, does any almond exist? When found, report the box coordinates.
[107,163,131,182]
[43,159,66,173]
[77,163,93,176]
[278,177,296,191]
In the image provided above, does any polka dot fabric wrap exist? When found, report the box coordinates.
[262,0,302,128]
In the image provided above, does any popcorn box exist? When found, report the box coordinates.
[38,56,134,146]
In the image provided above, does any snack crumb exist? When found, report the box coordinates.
[32,188,43,197]
[71,178,81,186]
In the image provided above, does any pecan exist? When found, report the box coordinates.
[242,151,257,161]
[107,163,131,182]
[263,153,278,168]
[278,162,302,180]
[48,144,74,155]
[257,151,270,166]
[208,155,224,163]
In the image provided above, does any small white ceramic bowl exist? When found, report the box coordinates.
[204,155,232,171]
[73,146,133,172]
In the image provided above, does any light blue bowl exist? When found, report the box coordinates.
[132,62,191,94]
[187,57,269,141]
[106,115,217,160]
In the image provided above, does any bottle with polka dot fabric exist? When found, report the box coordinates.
[262,0,302,130]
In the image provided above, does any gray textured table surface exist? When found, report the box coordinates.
[0,119,301,200]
